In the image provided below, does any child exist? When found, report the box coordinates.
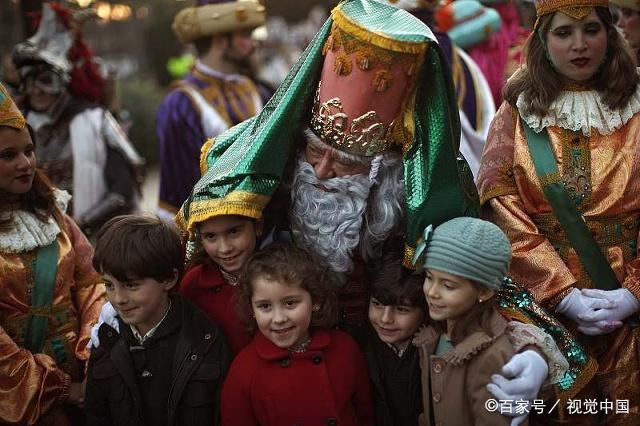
[413,217,515,426]
[91,213,262,356]
[180,214,262,355]
[355,254,426,426]
[221,244,374,425]
[85,215,230,426]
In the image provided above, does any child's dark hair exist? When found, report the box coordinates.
[370,255,426,310]
[238,244,338,334]
[93,215,184,282]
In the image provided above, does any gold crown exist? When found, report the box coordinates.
[534,0,609,17]
[309,84,393,157]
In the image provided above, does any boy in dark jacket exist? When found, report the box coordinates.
[354,254,426,426]
[85,215,230,426]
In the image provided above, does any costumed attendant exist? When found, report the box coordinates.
[0,82,105,425]
[478,0,640,422]
[221,244,374,425]
[157,0,269,221]
[13,3,144,238]
[412,218,516,426]
[611,0,640,63]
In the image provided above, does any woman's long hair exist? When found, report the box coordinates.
[503,7,639,116]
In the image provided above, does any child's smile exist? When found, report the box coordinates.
[251,275,313,350]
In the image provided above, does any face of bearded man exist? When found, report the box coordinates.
[290,154,373,281]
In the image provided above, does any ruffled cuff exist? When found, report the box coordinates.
[506,321,569,389]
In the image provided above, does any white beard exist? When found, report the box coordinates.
[290,156,373,280]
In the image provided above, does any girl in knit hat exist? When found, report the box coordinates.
[412,217,516,426]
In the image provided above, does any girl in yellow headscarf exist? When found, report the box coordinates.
[0,82,105,425]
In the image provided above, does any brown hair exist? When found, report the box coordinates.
[238,244,339,334]
[370,252,427,311]
[93,215,184,282]
[0,126,61,230]
[431,282,497,345]
[503,7,638,116]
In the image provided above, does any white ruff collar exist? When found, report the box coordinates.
[516,83,640,136]
[0,190,71,254]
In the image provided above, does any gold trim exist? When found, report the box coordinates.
[538,171,563,188]
[479,186,518,205]
[179,191,270,236]
[331,7,428,55]
[200,137,215,175]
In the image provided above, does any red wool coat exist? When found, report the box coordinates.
[179,260,251,356]
[222,329,374,426]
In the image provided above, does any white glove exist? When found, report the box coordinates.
[555,288,615,323]
[486,350,548,426]
[578,288,640,324]
[87,302,119,349]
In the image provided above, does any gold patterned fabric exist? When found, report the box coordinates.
[0,82,26,130]
[479,101,640,424]
[0,216,104,425]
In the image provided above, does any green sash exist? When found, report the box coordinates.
[522,122,620,291]
[24,240,59,353]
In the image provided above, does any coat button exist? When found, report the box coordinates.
[432,362,442,374]
[279,357,291,367]
[325,417,338,426]
[211,286,221,293]
[190,354,197,361]
[433,392,441,403]
[204,333,212,340]
[312,354,322,364]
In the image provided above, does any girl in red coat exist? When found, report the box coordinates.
[222,244,374,425]
[179,214,261,355]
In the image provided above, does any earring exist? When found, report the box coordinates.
[312,304,320,312]
[478,299,483,303]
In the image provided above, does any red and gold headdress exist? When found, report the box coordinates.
[309,7,428,157]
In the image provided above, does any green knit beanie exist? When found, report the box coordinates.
[415,217,512,291]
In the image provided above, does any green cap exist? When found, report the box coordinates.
[418,217,512,290]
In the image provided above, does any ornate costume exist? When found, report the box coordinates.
[156,0,267,219]
[478,0,640,417]
[0,81,105,425]
[13,3,144,237]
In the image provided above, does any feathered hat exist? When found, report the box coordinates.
[176,0,479,267]
[172,0,266,44]
[13,2,105,104]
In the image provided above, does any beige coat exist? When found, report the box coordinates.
[415,309,518,426]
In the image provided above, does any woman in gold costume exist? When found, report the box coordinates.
[478,0,640,424]
[0,82,104,425]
